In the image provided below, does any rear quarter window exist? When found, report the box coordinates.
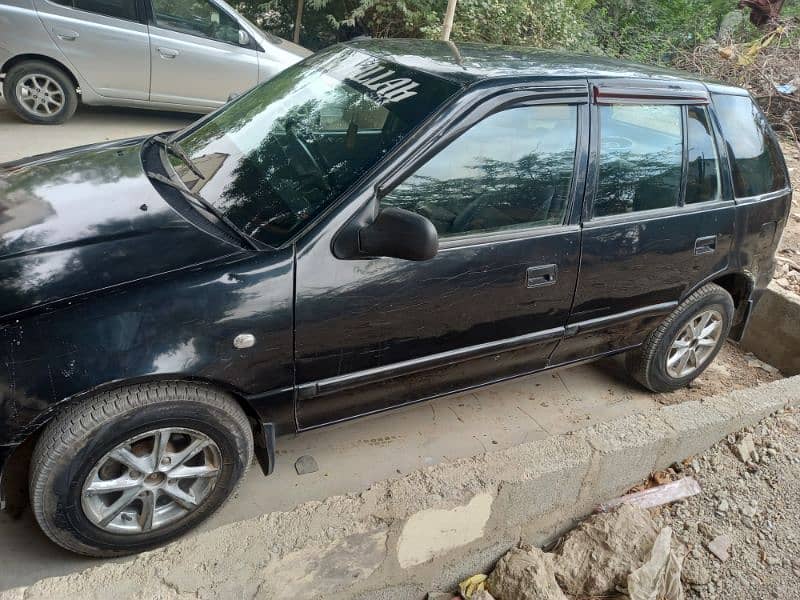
[712,94,787,197]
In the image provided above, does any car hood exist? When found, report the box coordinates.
[0,138,240,318]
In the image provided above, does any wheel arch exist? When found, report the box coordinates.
[1,375,271,513]
[1,53,80,91]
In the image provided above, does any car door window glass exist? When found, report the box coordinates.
[685,106,721,204]
[594,104,683,217]
[51,0,138,20]
[381,105,578,237]
[712,94,787,197]
[151,0,240,45]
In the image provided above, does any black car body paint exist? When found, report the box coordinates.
[0,41,791,485]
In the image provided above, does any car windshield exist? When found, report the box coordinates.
[170,47,461,247]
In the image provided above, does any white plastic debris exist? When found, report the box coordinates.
[597,477,701,512]
[628,527,685,600]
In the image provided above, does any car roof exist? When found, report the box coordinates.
[346,38,743,93]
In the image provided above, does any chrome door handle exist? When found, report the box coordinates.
[157,47,180,59]
[526,264,558,288]
[54,29,79,41]
[694,235,717,255]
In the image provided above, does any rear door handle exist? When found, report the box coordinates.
[694,235,717,255]
[54,29,79,41]
[157,47,180,59]
[526,264,558,288]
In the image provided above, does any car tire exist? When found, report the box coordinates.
[29,382,253,557]
[626,284,734,393]
[4,60,79,125]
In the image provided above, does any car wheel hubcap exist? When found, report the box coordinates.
[16,74,65,117]
[666,308,723,379]
[81,428,221,535]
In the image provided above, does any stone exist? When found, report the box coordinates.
[427,593,458,600]
[487,546,567,600]
[294,454,319,475]
[733,434,756,463]
[397,493,494,568]
[682,558,711,586]
[472,591,496,600]
[553,504,658,597]
[741,504,757,518]
[707,534,732,562]
[717,499,730,513]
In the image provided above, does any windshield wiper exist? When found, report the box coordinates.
[151,135,206,182]
[145,170,260,251]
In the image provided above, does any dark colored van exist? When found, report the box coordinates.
[0,40,790,556]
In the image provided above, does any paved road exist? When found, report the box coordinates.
[0,98,195,163]
[0,100,664,591]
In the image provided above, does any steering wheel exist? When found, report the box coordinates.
[283,120,333,192]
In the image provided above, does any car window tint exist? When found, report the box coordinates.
[594,104,683,217]
[712,94,787,197]
[381,105,577,237]
[56,0,137,20]
[151,0,240,45]
[686,106,721,204]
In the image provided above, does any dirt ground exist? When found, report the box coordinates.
[775,140,800,296]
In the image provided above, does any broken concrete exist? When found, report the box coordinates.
[741,283,800,376]
[4,376,800,600]
[487,546,566,600]
[553,503,658,596]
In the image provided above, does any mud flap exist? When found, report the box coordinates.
[253,422,276,476]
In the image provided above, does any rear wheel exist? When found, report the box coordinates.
[626,284,734,392]
[29,382,253,557]
[4,60,78,124]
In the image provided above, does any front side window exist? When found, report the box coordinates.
[381,105,578,237]
[172,48,459,246]
[53,0,138,20]
[686,106,721,204]
[712,94,787,197]
[151,0,240,45]
[594,104,683,217]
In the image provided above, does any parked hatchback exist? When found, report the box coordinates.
[0,40,790,556]
[0,0,310,124]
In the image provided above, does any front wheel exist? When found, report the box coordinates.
[626,284,734,392]
[29,382,253,557]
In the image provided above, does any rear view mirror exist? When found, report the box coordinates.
[358,207,439,261]
[238,29,251,46]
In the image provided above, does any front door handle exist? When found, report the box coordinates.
[526,264,558,288]
[157,47,180,59]
[694,235,717,255]
[54,29,79,41]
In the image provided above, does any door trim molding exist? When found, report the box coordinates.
[297,326,565,400]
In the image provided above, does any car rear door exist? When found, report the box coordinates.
[33,0,150,100]
[550,80,737,365]
[294,85,590,429]
[147,0,259,109]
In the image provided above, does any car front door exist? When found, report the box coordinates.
[294,87,589,429]
[550,82,736,365]
[33,0,150,100]
[147,0,259,108]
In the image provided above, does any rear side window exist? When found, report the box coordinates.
[594,104,683,217]
[685,106,721,204]
[51,0,138,21]
[712,94,787,197]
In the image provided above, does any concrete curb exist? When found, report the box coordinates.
[741,283,800,376]
[5,376,800,600]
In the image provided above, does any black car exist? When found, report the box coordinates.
[0,40,790,557]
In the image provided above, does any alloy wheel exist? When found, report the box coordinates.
[15,74,66,118]
[666,308,723,379]
[81,428,222,535]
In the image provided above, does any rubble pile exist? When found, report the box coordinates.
[427,405,800,600]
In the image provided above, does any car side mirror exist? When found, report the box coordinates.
[238,29,251,46]
[358,207,439,261]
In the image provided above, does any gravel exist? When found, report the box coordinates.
[652,405,800,599]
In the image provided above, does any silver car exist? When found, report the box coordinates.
[0,0,311,124]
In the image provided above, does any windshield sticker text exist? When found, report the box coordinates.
[348,65,420,104]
